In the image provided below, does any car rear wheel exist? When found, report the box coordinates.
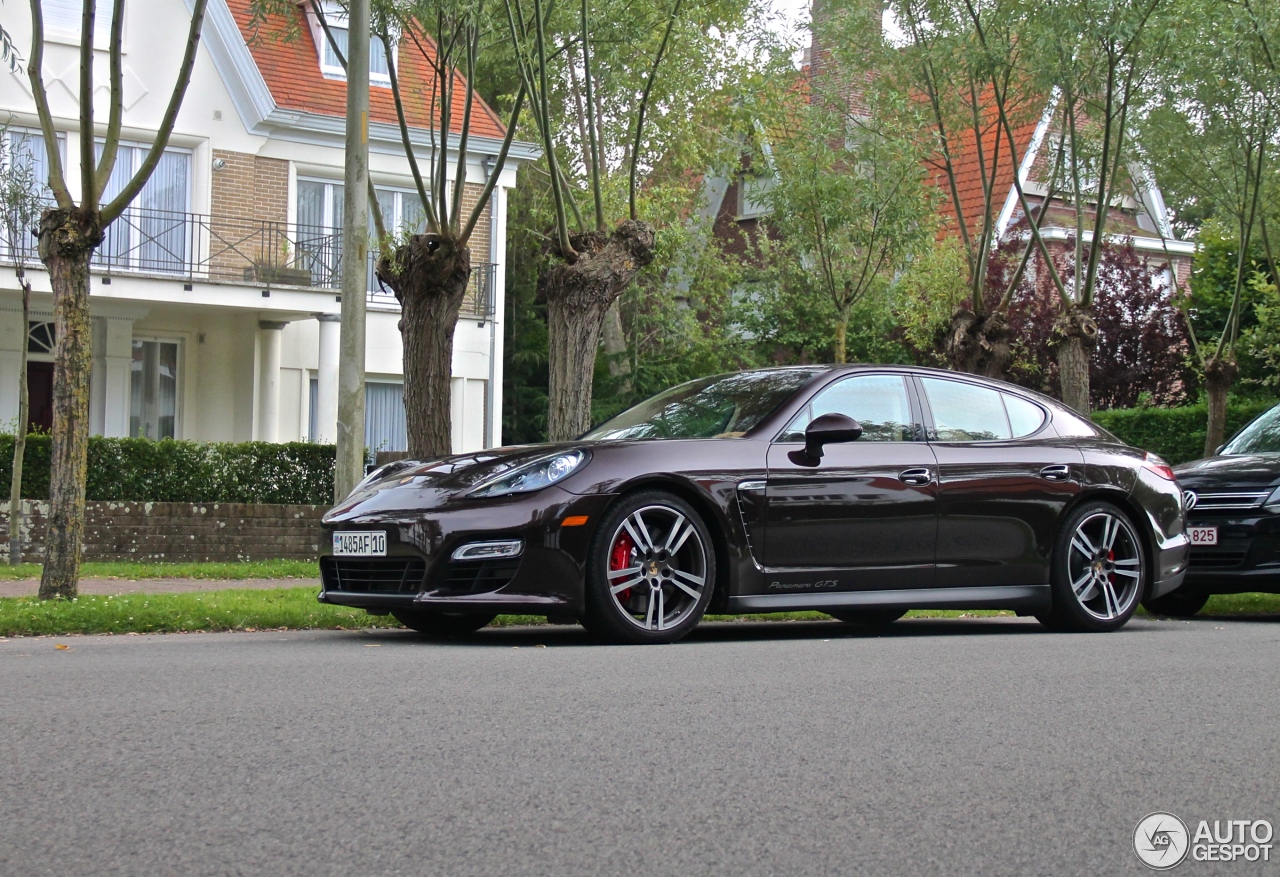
[828,609,907,627]
[1038,501,1146,632]
[392,610,497,637]
[1143,589,1210,618]
[583,491,716,645]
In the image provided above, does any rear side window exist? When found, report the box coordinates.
[1003,393,1046,437]
[921,378,1012,441]
[780,374,915,442]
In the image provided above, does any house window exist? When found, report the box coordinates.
[309,2,392,85]
[738,173,774,219]
[96,143,192,274]
[130,339,179,440]
[297,178,427,289]
[39,0,113,45]
[27,321,56,354]
[309,377,406,451]
[0,128,66,258]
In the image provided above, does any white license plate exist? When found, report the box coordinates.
[332,531,387,556]
[1187,525,1218,546]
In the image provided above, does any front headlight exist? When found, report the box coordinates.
[1264,484,1280,509]
[467,450,588,498]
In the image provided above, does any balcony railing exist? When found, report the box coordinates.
[0,205,496,318]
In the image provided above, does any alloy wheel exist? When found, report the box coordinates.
[605,504,709,632]
[1066,510,1144,621]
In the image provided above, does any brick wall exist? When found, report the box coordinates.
[209,150,292,280]
[0,501,327,563]
[459,182,494,313]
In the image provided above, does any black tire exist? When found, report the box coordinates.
[582,490,716,645]
[1038,500,1147,632]
[1143,589,1211,618]
[391,609,496,637]
[828,609,907,627]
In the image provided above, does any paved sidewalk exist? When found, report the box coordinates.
[0,577,320,599]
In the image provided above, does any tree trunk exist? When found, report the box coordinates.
[9,270,30,565]
[1203,355,1239,458]
[602,298,631,394]
[1052,306,1098,414]
[543,220,656,441]
[945,308,1011,378]
[377,234,471,460]
[37,207,102,600]
[834,313,848,364]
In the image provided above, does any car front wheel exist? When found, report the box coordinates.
[583,491,716,645]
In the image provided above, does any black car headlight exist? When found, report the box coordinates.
[467,450,588,499]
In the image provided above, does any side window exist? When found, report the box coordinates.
[1003,393,1046,438]
[780,375,914,442]
[921,378,1012,442]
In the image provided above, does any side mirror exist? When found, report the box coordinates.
[1215,444,1225,456]
[804,413,863,460]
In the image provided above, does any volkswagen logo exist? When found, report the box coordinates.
[1183,490,1198,510]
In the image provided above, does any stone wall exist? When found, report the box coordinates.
[0,501,327,563]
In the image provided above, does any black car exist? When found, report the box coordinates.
[1156,403,1280,616]
[319,366,1188,643]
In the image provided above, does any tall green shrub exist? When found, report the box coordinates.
[0,436,335,505]
[1093,400,1277,464]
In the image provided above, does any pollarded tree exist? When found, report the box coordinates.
[25,0,210,599]
[254,0,527,459]
[1141,0,1278,453]
[502,0,759,440]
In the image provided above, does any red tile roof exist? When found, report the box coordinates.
[226,0,505,140]
[924,92,1043,241]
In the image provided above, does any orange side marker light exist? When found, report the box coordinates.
[561,515,590,527]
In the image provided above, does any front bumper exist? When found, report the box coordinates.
[318,488,614,616]
[1180,512,1280,594]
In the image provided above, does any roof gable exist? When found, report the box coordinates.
[225,0,504,140]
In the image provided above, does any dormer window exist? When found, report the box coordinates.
[305,1,393,86]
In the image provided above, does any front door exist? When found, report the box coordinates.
[916,376,1084,588]
[26,361,54,433]
[763,373,938,590]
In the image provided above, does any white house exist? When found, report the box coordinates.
[0,0,535,452]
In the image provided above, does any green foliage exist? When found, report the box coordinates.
[893,236,972,367]
[1244,270,1280,388]
[0,436,335,505]
[1091,399,1278,464]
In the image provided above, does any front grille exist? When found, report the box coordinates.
[436,558,521,595]
[1188,491,1269,511]
[321,557,426,593]
[1189,546,1249,569]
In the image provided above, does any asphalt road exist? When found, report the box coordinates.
[3,616,1279,877]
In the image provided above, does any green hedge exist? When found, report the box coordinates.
[1092,400,1278,465]
[0,436,335,505]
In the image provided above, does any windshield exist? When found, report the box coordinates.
[1222,404,1280,454]
[582,368,822,441]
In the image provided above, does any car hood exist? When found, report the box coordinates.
[323,442,584,522]
[1173,453,1280,491]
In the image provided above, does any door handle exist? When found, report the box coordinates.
[1040,464,1071,481]
[898,467,933,486]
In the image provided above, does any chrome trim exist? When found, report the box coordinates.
[737,480,767,492]
[450,539,525,561]
[1187,491,1268,510]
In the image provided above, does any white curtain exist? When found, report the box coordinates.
[365,382,407,451]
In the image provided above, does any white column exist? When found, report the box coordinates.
[486,184,507,448]
[315,314,340,443]
[257,321,285,443]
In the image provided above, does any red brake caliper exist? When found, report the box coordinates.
[610,532,635,604]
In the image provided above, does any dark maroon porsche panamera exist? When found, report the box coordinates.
[318,366,1189,643]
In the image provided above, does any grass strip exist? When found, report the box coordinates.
[0,560,319,581]
[1,588,1276,638]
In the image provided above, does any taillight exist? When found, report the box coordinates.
[1142,452,1177,481]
